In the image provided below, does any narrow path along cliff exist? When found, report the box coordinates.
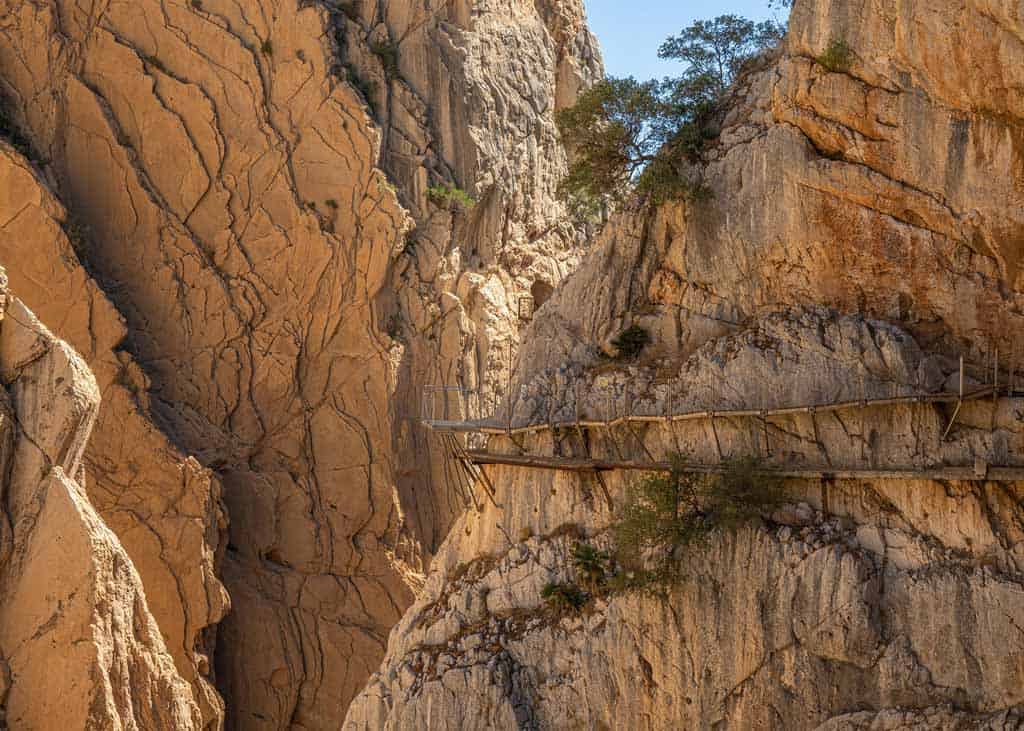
[344,0,1024,727]
[0,0,1021,729]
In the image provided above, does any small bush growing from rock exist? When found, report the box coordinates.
[369,39,400,79]
[611,455,784,589]
[541,582,587,613]
[341,66,378,113]
[611,325,651,359]
[385,312,403,338]
[427,184,476,211]
[571,542,611,594]
[817,37,853,72]
[261,39,274,57]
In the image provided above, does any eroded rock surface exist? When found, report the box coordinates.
[0,270,203,729]
[346,0,1024,727]
[0,140,228,727]
[0,0,597,726]
[336,0,600,550]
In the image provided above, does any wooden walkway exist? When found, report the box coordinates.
[424,386,1005,436]
[427,381,1024,487]
[465,451,1024,481]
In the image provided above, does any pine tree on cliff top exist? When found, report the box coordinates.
[556,14,784,216]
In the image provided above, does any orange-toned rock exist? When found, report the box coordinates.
[0,0,597,725]
[344,0,1024,727]
[0,273,203,729]
[0,142,228,727]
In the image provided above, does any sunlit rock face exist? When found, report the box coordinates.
[0,141,229,726]
[0,267,205,729]
[344,0,1024,728]
[0,0,597,727]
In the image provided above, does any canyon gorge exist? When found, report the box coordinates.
[0,0,1022,728]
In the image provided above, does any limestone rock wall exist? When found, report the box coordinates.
[336,0,600,550]
[0,140,229,727]
[0,1,414,722]
[345,0,1024,727]
[0,0,598,727]
[0,269,204,729]
[345,324,1024,729]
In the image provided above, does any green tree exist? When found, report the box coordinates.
[658,15,785,103]
[556,15,784,214]
[612,455,784,586]
[613,457,705,568]
[555,77,688,215]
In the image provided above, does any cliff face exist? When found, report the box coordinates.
[0,140,229,727]
[0,0,596,727]
[344,0,1024,728]
[4,0,1021,727]
[338,0,600,551]
[0,267,204,729]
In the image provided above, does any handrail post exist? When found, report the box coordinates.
[943,356,965,441]
[992,346,999,429]
[761,408,770,458]
[506,340,513,433]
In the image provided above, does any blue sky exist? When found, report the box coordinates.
[583,0,789,80]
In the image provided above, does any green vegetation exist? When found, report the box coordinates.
[385,312,403,339]
[427,184,476,211]
[538,456,786,610]
[612,456,784,588]
[261,39,274,57]
[369,39,399,79]
[337,1,361,21]
[610,325,651,359]
[340,65,377,113]
[538,456,782,609]
[325,199,339,209]
[555,14,783,215]
[817,37,853,72]
[191,0,202,9]
[571,542,611,594]
[541,582,588,613]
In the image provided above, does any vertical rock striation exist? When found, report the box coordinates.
[345,0,1024,727]
[0,268,203,729]
[335,0,600,552]
[0,140,229,727]
[0,0,598,726]
[0,1,414,722]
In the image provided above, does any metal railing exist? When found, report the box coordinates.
[420,386,482,430]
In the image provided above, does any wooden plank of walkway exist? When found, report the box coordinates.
[426,387,1002,436]
[464,450,1024,481]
